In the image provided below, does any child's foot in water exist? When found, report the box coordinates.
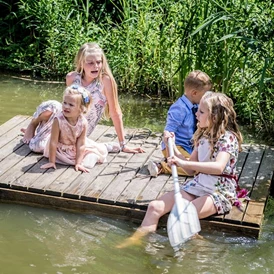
[116,228,148,248]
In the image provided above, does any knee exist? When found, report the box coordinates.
[147,200,165,217]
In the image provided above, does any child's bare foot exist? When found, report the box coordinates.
[116,228,148,249]
[191,233,204,240]
[21,124,35,144]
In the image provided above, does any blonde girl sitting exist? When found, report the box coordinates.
[118,91,243,248]
[22,42,144,154]
[41,85,110,172]
[66,42,144,153]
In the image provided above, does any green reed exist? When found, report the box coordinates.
[0,0,273,139]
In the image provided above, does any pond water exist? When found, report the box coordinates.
[0,74,274,273]
[0,74,169,132]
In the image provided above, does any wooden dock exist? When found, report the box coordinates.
[0,115,273,238]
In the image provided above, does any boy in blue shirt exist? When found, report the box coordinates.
[148,70,212,177]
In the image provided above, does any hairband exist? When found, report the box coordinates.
[71,85,90,104]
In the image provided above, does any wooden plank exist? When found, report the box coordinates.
[27,164,69,193]
[68,163,109,200]
[0,187,147,222]
[83,163,122,201]
[88,124,110,141]
[243,146,274,225]
[62,136,121,200]
[115,164,151,207]
[99,161,140,204]
[159,176,188,197]
[94,128,151,204]
[0,187,260,237]
[136,174,170,209]
[94,125,119,143]
[115,133,162,206]
[127,131,162,163]
[0,117,32,148]
[237,145,265,189]
[0,151,42,187]
[10,156,47,190]
[43,166,81,196]
[123,144,166,209]
[0,135,25,162]
[199,219,260,238]
[62,162,108,199]
[248,146,274,200]
[223,145,265,224]
[0,115,29,136]
[0,145,32,187]
[127,128,150,147]
[236,144,250,178]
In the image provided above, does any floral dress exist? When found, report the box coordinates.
[73,73,107,136]
[182,131,239,214]
[43,112,108,166]
[27,74,107,153]
[29,100,62,153]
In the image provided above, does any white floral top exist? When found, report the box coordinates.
[182,131,239,214]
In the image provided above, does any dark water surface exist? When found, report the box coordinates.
[0,74,274,274]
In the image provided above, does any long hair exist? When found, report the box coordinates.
[193,91,243,156]
[74,42,120,119]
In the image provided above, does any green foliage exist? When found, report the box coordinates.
[264,196,274,219]
[0,0,273,139]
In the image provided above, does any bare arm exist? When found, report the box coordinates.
[75,122,89,173]
[66,71,77,86]
[103,75,144,154]
[41,118,59,169]
[164,134,188,161]
[103,75,124,141]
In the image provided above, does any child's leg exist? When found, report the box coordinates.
[22,100,62,153]
[190,194,217,219]
[161,146,190,175]
[22,110,53,144]
[82,153,99,169]
[148,146,190,177]
[117,191,175,248]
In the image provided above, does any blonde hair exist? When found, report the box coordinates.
[184,70,212,92]
[64,85,92,114]
[193,91,243,156]
[74,42,120,119]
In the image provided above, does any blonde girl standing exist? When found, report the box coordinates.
[41,85,109,172]
[118,91,243,247]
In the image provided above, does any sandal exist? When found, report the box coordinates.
[148,160,162,177]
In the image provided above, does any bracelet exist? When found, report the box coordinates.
[119,140,126,151]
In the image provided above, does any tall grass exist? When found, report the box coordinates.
[0,0,273,138]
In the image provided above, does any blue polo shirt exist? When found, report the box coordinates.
[161,95,197,154]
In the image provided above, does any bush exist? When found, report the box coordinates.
[0,0,273,138]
